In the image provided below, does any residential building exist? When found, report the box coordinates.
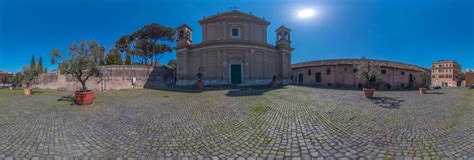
[463,70,474,87]
[0,71,14,86]
[291,59,429,89]
[431,60,462,87]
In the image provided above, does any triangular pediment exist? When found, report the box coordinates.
[199,10,270,25]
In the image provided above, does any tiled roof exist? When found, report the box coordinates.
[292,59,429,72]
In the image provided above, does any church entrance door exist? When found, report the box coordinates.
[230,64,242,84]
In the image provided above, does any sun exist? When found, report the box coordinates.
[298,8,316,18]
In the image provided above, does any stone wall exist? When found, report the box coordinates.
[33,66,169,91]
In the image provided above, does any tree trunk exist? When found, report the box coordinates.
[152,40,156,66]
[79,80,87,92]
[152,54,155,66]
[126,50,131,65]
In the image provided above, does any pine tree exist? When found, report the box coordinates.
[37,56,44,74]
[125,50,132,65]
[30,55,36,71]
[99,50,105,65]
[106,48,122,65]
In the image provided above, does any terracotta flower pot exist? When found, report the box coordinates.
[195,81,204,89]
[75,90,95,105]
[363,88,375,98]
[419,87,427,94]
[23,88,32,95]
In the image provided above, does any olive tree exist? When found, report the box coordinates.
[416,70,431,88]
[356,60,381,88]
[51,40,103,92]
[22,67,38,88]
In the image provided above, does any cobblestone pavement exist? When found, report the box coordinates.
[0,86,473,159]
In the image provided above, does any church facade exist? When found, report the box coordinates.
[175,10,292,86]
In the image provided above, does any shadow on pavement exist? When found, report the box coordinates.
[32,90,44,94]
[427,92,445,95]
[370,97,405,109]
[153,84,284,96]
[57,95,75,105]
[155,85,230,93]
[225,85,284,97]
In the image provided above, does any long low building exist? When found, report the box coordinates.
[291,59,429,89]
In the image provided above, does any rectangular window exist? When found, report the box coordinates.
[381,70,386,74]
[231,28,239,37]
[308,69,311,75]
[401,71,405,75]
[326,68,331,75]
[315,72,321,83]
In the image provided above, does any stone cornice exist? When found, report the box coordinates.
[177,40,278,51]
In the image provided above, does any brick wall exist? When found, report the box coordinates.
[292,65,423,89]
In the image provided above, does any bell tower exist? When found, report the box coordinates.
[275,25,292,50]
[176,24,193,48]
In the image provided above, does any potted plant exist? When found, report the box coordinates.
[9,72,23,90]
[51,40,103,105]
[356,60,381,98]
[416,70,431,94]
[195,66,205,89]
[22,68,38,95]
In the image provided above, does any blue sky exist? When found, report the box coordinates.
[0,0,473,73]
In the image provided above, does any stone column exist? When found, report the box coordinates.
[222,50,228,83]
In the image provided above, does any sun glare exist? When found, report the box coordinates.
[298,8,316,18]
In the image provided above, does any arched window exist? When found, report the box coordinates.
[179,30,184,39]
[284,32,289,40]
[277,32,282,40]
[185,30,191,39]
